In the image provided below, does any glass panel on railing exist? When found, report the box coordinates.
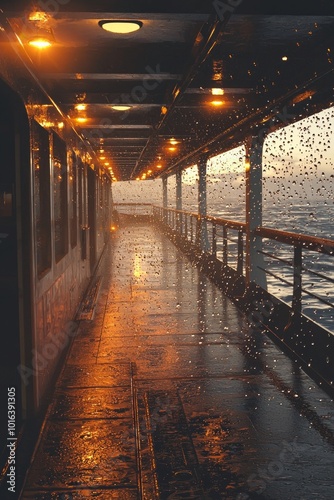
[182,165,198,212]
[207,146,246,221]
[112,179,162,215]
[262,106,334,331]
[263,106,334,238]
[167,175,176,208]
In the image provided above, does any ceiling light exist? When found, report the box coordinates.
[99,149,105,153]
[282,56,288,61]
[28,37,52,49]
[168,147,176,152]
[100,156,106,160]
[112,105,131,111]
[211,88,225,95]
[211,100,224,107]
[75,104,87,111]
[99,20,143,34]
[170,138,178,145]
[28,11,49,22]
[76,117,87,123]
[157,164,162,169]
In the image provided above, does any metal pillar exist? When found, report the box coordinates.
[162,176,168,224]
[176,171,182,233]
[245,136,267,289]
[198,156,210,251]
[176,170,182,210]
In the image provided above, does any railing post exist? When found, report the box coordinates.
[222,226,228,266]
[190,215,194,243]
[198,155,210,252]
[212,222,217,258]
[185,213,188,240]
[292,243,302,315]
[162,176,168,225]
[245,136,267,288]
[237,230,243,276]
[196,215,202,247]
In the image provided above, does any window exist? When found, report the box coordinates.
[53,133,68,262]
[33,121,51,277]
[69,151,77,248]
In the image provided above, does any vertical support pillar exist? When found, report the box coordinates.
[198,156,209,252]
[176,170,182,233]
[162,176,167,224]
[176,171,182,210]
[245,137,267,289]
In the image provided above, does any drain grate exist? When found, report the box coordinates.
[136,389,205,499]
[76,276,102,321]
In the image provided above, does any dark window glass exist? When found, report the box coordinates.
[69,151,77,248]
[53,133,68,262]
[33,121,51,277]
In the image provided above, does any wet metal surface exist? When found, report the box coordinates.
[22,223,334,499]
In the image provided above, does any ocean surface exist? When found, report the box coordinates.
[182,200,334,333]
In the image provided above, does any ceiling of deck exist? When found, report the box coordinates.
[1,1,334,181]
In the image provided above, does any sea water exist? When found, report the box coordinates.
[182,200,334,333]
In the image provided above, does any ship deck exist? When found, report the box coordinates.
[21,222,334,499]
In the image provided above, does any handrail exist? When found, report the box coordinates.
[256,227,334,255]
[152,205,334,332]
[114,203,153,207]
[156,206,247,231]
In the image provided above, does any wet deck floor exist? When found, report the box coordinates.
[21,223,334,499]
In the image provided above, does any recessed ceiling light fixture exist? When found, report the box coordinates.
[112,105,131,111]
[99,20,143,34]
[75,103,87,111]
[170,138,179,145]
[211,88,225,95]
[211,100,224,107]
[76,117,87,123]
[28,36,53,49]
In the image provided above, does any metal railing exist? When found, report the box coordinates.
[111,203,334,332]
[113,203,153,216]
[255,227,334,328]
[153,206,246,275]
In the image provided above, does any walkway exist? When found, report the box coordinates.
[21,222,334,499]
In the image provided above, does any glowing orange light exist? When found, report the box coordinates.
[100,21,142,34]
[211,100,224,107]
[75,104,87,111]
[211,88,225,95]
[28,37,52,49]
[76,117,87,123]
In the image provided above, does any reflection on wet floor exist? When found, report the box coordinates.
[21,223,334,499]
